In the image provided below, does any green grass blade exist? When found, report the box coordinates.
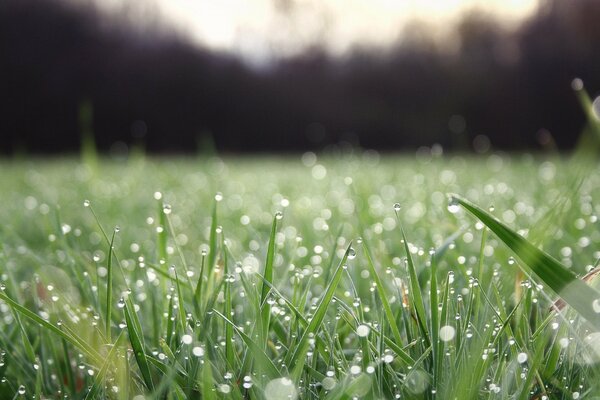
[260,214,279,350]
[84,331,124,400]
[362,241,405,348]
[429,252,439,389]
[157,195,168,264]
[207,200,218,274]
[451,194,600,329]
[123,296,155,391]
[213,309,280,379]
[0,291,102,365]
[173,267,188,334]
[105,228,117,342]
[400,227,431,348]
[202,360,216,400]
[288,243,353,381]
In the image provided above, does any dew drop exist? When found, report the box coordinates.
[439,325,456,342]
[349,365,361,374]
[322,377,336,390]
[181,334,193,345]
[592,299,600,313]
[517,352,528,364]
[117,298,125,309]
[393,203,402,211]
[215,192,223,202]
[18,385,26,395]
[162,204,172,215]
[192,346,204,357]
[348,248,356,260]
[356,324,370,337]
[265,378,297,400]
[218,384,231,394]
[275,211,283,220]
[83,200,90,207]
[447,196,460,214]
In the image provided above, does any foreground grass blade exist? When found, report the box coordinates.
[105,228,117,342]
[362,241,405,350]
[451,194,600,329]
[124,296,155,391]
[288,243,353,381]
[260,214,279,350]
[400,227,431,348]
[0,292,103,365]
[207,200,218,274]
[84,331,124,400]
[213,309,280,379]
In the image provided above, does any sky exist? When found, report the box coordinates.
[99,0,539,63]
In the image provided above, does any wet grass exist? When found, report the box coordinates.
[0,152,599,399]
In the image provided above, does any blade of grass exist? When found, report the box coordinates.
[0,291,102,365]
[123,296,155,391]
[212,309,280,379]
[84,331,125,400]
[105,228,117,342]
[399,226,431,348]
[362,240,405,349]
[207,200,218,275]
[288,243,353,382]
[259,214,279,350]
[451,194,600,329]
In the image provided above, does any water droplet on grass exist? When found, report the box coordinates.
[439,325,456,342]
[348,248,356,259]
[218,384,231,394]
[83,200,90,207]
[265,378,297,400]
[18,385,26,395]
[181,334,192,345]
[349,365,361,374]
[517,352,528,364]
[447,196,460,214]
[275,211,283,220]
[192,346,204,357]
[356,324,370,337]
[215,192,223,202]
[322,377,336,390]
[393,203,402,211]
[592,299,600,313]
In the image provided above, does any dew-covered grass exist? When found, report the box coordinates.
[0,152,599,399]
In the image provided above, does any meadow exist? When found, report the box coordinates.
[0,151,599,399]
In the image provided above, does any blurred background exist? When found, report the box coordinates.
[1,0,599,155]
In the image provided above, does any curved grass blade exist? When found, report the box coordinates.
[259,214,279,350]
[105,228,117,342]
[207,200,218,274]
[362,241,405,349]
[202,359,217,400]
[123,296,155,391]
[288,243,353,381]
[212,309,280,379]
[400,226,431,348]
[84,331,124,400]
[451,194,600,329]
[0,292,103,365]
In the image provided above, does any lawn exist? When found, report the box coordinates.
[0,152,599,399]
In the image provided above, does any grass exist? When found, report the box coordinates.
[0,151,599,399]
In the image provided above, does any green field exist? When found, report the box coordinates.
[0,153,599,399]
